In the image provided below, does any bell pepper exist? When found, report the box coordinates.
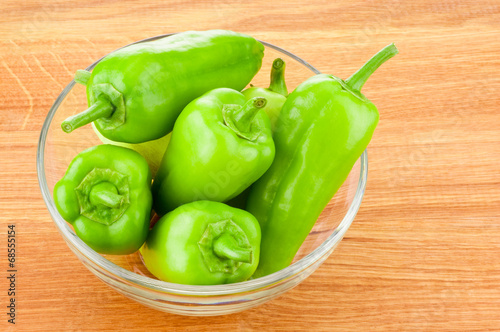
[53,144,152,255]
[140,201,261,285]
[247,44,398,277]
[152,88,275,216]
[61,30,264,143]
[242,58,288,131]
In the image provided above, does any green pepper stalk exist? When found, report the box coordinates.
[61,98,113,134]
[53,145,152,255]
[152,88,275,216]
[61,30,265,143]
[69,69,173,178]
[242,58,288,132]
[140,201,261,285]
[247,44,398,278]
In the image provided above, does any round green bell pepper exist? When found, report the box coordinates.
[53,144,152,255]
[140,201,261,285]
[152,88,275,216]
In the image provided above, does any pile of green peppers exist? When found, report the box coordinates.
[54,29,398,285]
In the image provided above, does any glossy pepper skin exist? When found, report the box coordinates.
[247,44,398,278]
[152,88,275,216]
[61,30,264,143]
[242,58,288,131]
[140,201,261,285]
[53,144,152,255]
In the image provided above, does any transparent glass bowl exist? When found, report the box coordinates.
[37,35,368,316]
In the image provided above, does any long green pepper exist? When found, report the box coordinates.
[247,44,399,278]
[62,30,264,143]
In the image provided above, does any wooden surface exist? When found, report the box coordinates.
[1,0,500,330]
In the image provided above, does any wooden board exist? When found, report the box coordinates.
[1,0,499,330]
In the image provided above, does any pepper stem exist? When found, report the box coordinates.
[231,97,267,133]
[268,58,288,96]
[89,182,124,209]
[213,233,252,264]
[74,69,91,86]
[345,43,399,93]
[61,98,114,133]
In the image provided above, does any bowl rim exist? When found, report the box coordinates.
[36,33,368,296]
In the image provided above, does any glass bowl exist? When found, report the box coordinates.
[37,34,368,316]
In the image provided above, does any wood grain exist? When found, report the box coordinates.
[1,0,500,330]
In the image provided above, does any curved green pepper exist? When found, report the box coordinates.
[53,144,152,255]
[242,58,288,131]
[140,201,261,285]
[247,44,398,277]
[62,30,264,143]
[152,88,275,216]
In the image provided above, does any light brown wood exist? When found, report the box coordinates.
[1,1,500,330]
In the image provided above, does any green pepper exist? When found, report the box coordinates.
[53,144,152,255]
[152,88,275,216]
[247,44,398,277]
[140,201,261,285]
[242,58,288,131]
[91,123,170,177]
[225,58,289,210]
[62,30,264,143]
